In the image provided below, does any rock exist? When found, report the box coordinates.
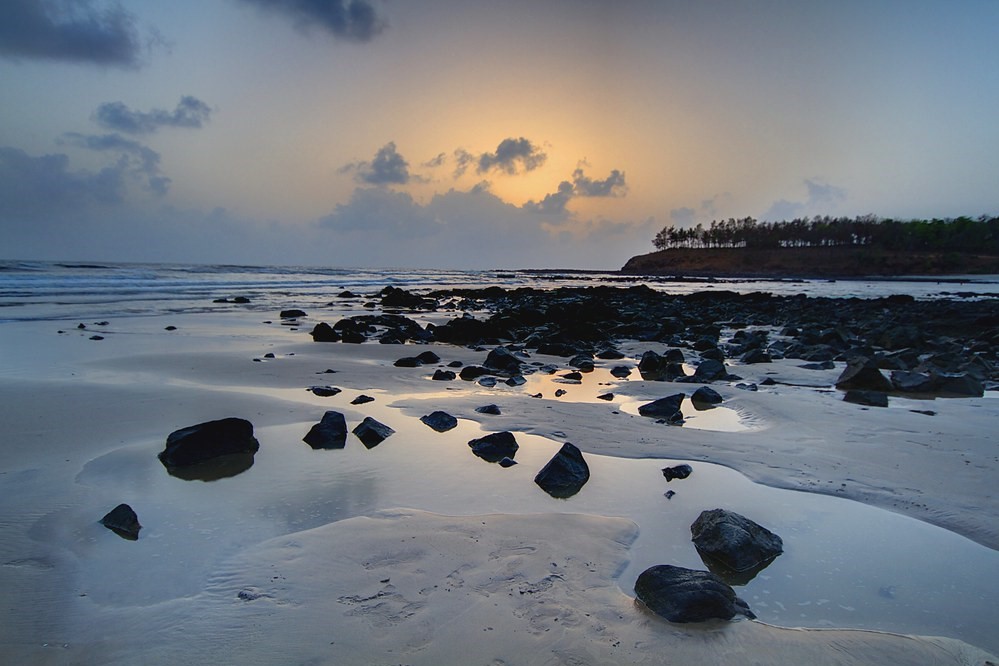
[475,404,501,415]
[836,356,892,392]
[484,347,523,374]
[416,350,441,364]
[740,348,772,364]
[164,325,177,331]
[459,366,490,381]
[536,342,580,357]
[634,565,754,623]
[597,393,614,401]
[309,385,341,397]
[100,503,141,540]
[468,431,519,462]
[420,411,458,432]
[596,348,625,360]
[690,508,783,574]
[662,464,692,482]
[353,417,395,448]
[800,360,835,370]
[394,356,423,367]
[158,418,259,469]
[687,359,728,382]
[638,350,668,381]
[303,411,348,449]
[843,390,888,407]
[505,375,527,387]
[610,365,632,379]
[432,369,457,381]
[280,309,307,319]
[569,354,595,371]
[478,376,498,387]
[232,296,250,304]
[350,394,375,405]
[638,393,685,420]
[735,382,758,391]
[534,442,590,498]
[690,387,722,405]
[310,322,341,342]
[561,371,583,381]
[498,457,518,468]
[932,372,984,397]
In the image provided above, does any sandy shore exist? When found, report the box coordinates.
[0,312,996,664]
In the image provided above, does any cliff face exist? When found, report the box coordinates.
[621,246,999,278]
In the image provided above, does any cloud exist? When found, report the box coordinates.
[669,206,696,227]
[0,0,144,67]
[340,142,417,185]
[236,0,386,42]
[94,96,213,135]
[0,146,126,217]
[422,152,446,168]
[762,178,847,221]
[524,167,627,215]
[60,132,170,195]
[477,138,547,175]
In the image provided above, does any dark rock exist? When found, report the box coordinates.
[597,393,614,401]
[478,376,498,387]
[380,286,435,309]
[89,335,104,340]
[351,394,375,405]
[232,296,250,304]
[662,464,693,482]
[688,359,728,382]
[303,411,348,449]
[468,431,519,462]
[932,372,984,397]
[735,382,758,391]
[638,393,685,420]
[638,350,668,381]
[309,385,341,397]
[338,290,358,298]
[340,330,366,344]
[263,352,275,359]
[835,356,892,392]
[416,351,441,364]
[699,347,726,362]
[164,325,177,331]
[353,417,395,448]
[690,509,783,574]
[800,360,835,370]
[311,321,340,342]
[561,371,583,381]
[740,348,772,364]
[569,354,596,371]
[447,360,463,368]
[394,356,423,368]
[505,375,527,387]
[634,565,754,623]
[843,390,888,407]
[432,369,457,381]
[420,411,458,432]
[498,457,518,468]
[759,377,777,386]
[158,418,259,469]
[534,442,590,498]
[536,342,580,357]
[100,503,141,540]
[484,347,523,374]
[475,404,501,415]
[596,348,625,360]
[280,309,307,319]
[610,365,632,379]
[690,387,722,405]
[459,366,490,381]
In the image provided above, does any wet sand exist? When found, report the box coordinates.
[0,312,997,664]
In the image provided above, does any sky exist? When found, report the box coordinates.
[2,0,998,270]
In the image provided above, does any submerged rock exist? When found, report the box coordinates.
[634,564,754,623]
[303,411,348,449]
[690,508,783,574]
[420,411,458,432]
[353,417,395,449]
[468,431,519,463]
[100,503,141,540]
[158,418,259,469]
[534,442,590,498]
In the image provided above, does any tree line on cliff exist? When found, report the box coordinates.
[652,215,999,254]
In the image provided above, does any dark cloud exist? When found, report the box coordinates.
[524,167,627,215]
[94,96,213,135]
[341,142,418,186]
[477,137,547,175]
[60,132,170,195]
[571,168,626,197]
[453,149,475,178]
[0,0,144,67]
[237,0,386,42]
[0,146,125,217]
[422,152,447,169]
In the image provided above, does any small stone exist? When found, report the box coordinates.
[351,394,375,405]
[353,417,395,448]
[309,386,341,397]
[303,411,348,449]
[662,464,693,482]
[100,503,141,541]
[475,404,501,415]
[420,411,458,432]
[468,431,519,462]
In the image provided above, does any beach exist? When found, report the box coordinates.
[1,265,998,665]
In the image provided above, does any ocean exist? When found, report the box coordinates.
[2,259,997,323]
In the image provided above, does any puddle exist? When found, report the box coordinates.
[62,406,999,655]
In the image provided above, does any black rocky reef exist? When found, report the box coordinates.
[309,285,997,395]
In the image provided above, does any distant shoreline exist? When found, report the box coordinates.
[621,246,999,279]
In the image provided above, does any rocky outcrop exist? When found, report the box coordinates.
[634,564,755,623]
[534,442,590,498]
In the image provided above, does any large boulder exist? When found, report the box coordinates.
[158,418,259,469]
[634,565,755,623]
[468,431,519,463]
[100,503,141,541]
[483,347,522,374]
[310,322,341,342]
[835,356,892,392]
[534,443,590,498]
[303,411,348,449]
[690,509,783,574]
[638,394,685,421]
[690,386,723,405]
